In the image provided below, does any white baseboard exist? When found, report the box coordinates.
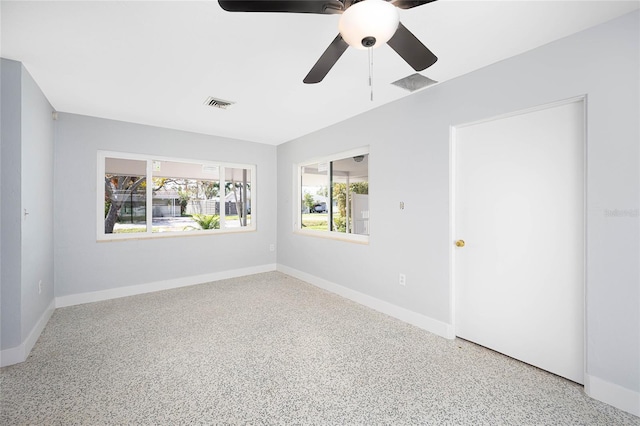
[585,374,640,417]
[0,344,25,368]
[55,263,277,308]
[277,264,455,340]
[1,298,55,367]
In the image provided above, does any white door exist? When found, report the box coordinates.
[453,99,585,384]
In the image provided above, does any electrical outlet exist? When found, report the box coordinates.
[38,280,42,295]
[269,244,275,252]
[399,273,406,286]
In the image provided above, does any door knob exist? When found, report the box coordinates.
[455,239,465,248]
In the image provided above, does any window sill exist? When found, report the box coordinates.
[293,228,369,245]
[97,226,256,242]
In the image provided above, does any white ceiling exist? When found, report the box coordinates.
[2,1,638,145]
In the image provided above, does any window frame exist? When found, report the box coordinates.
[295,147,369,244]
[97,150,256,241]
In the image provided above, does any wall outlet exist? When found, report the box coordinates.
[38,280,42,295]
[399,273,406,286]
[269,244,275,252]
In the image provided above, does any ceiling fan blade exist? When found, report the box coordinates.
[391,0,437,10]
[304,34,349,84]
[387,22,437,71]
[218,0,344,14]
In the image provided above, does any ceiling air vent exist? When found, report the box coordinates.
[391,73,438,93]
[204,96,235,110]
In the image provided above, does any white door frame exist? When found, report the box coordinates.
[448,95,588,380]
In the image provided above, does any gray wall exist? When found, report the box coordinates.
[0,58,55,351]
[54,114,277,297]
[277,11,639,394]
[20,62,55,341]
[1,59,23,350]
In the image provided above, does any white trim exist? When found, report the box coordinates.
[582,95,589,387]
[294,162,300,232]
[96,150,106,239]
[1,299,55,367]
[277,264,454,340]
[146,157,153,233]
[55,264,277,308]
[297,146,370,169]
[453,95,589,130]
[293,228,369,244]
[98,150,252,171]
[448,125,457,334]
[0,345,25,368]
[585,374,640,417]
[24,299,56,359]
[219,165,226,229]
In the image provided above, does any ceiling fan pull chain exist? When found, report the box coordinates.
[369,46,374,101]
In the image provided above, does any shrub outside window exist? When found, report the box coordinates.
[297,148,369,243]
[99,152,255,240]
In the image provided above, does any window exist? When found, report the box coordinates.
[297,148,369,242]
[99,151,255,240]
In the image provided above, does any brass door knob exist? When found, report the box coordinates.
[455,240,465,248]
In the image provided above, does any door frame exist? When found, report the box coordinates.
[448,95,588,380]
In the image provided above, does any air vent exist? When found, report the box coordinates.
[391,73,438,93]
[204,96,235,110]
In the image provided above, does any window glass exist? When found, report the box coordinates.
[224,167,252,229]
[298,150,369,240]
[105,158,147,234]
[301,162,329,231]
[331,155,369,235]
[151,160,220,233]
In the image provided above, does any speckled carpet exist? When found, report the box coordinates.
[1,271,638,425]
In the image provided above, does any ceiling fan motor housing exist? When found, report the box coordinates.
[339,0,400,49]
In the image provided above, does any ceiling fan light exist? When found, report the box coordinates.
[338,0,400,50]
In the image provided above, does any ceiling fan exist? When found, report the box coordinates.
[218,0,438,84]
